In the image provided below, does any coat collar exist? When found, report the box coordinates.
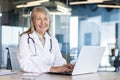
[28,31,51,48]
[29,31,51,40]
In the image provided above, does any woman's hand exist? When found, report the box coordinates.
[50,65,73,72]
[63,63,74,70]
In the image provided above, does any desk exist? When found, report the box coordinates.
[0,72,120,80]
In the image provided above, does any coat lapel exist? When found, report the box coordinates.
[29,31,51,52]
[29,31,43,48]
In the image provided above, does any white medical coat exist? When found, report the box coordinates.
[17,31,66,73]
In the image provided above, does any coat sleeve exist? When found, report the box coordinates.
[17,34,51,73]
[52,37,67,66]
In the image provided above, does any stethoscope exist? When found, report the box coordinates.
[27,34,52,56]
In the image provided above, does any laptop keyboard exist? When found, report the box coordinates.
[47,71,72,75]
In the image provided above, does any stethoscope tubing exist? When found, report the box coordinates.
[27,33,52,56]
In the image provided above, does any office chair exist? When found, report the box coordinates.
[6,48,12,70]
[6,47,20,71]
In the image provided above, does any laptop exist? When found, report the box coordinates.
[48,46,106,75]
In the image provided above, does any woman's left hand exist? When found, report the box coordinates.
[63,63,74,70]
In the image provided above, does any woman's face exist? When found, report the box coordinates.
[33,11,50,35]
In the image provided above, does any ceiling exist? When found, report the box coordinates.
[1,0,120,12]
[11,0,120,5]
[1,0,120,26]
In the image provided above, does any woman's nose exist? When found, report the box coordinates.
[40,19,45,25]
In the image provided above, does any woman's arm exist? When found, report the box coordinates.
[50,37,74,72]
[52,38,66,66]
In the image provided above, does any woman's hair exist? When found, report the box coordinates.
[20,6,51,36]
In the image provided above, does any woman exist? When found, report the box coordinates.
[17,6,73,73]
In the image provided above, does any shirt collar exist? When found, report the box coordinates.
[35,31,44,40]
[34,31,51,40]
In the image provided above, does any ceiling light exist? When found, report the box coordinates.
[22,14,31,18]
[50,12,71,15]
[22,11,71,18]
[20,1,71,16]
[27,0,49,5]
[16,3,41,8]
[16,0,49,8]
[70,0,111,5]
[98,4,120,8]
[41,1,71,13]
[57,5,71,13]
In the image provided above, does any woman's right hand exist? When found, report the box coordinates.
[50,66,72,72]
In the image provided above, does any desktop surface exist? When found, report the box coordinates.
[0,72,120,80]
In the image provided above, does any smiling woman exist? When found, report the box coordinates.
[32,7,50,36]
[0,0,72,71]
[17,6,74,74]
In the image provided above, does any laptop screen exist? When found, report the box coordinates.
[72,46,106,75]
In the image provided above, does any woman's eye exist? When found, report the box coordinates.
[36,18,41,20]
[44,17,49,21]
[35,17,49,21]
